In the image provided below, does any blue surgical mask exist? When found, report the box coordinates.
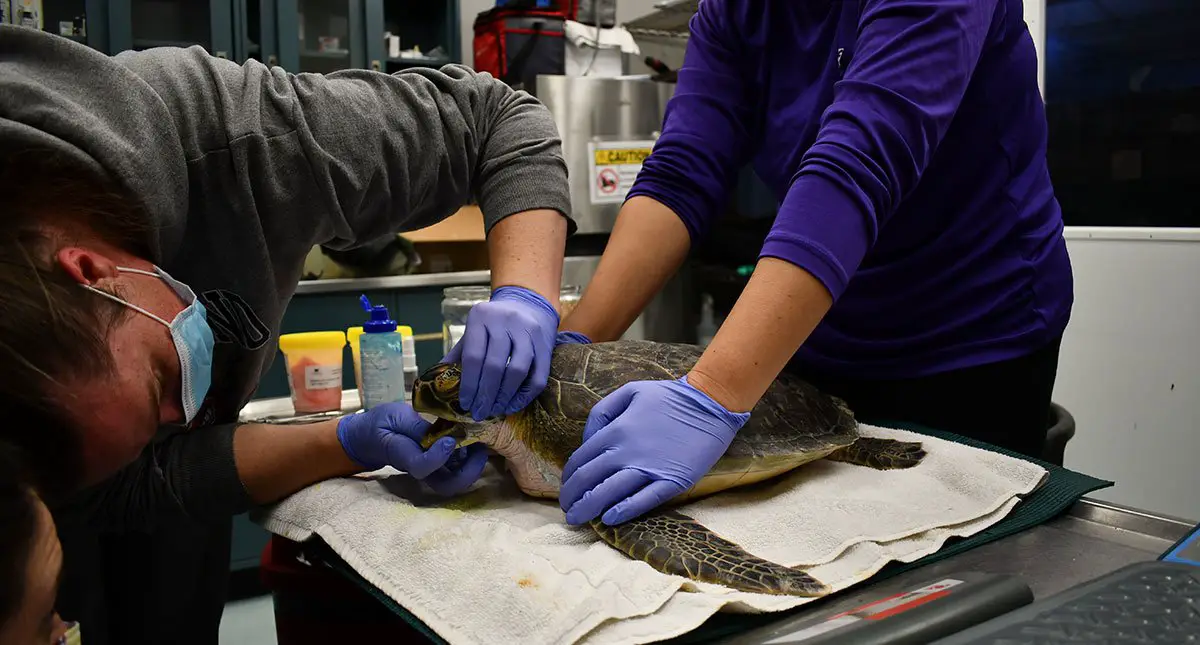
[82,266,214,424]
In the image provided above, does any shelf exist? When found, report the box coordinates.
[623,0,698,37]
[386,55,451,67]
[300,48,351,59]
[133,38,202,49]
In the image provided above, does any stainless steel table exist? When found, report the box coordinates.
[720,499,1195,644]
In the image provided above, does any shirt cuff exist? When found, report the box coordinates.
[626,179,707,242]
[759,171,875,301]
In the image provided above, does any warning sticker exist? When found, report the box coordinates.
[588,140,655,204]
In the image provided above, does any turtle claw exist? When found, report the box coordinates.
[826,437,926,470]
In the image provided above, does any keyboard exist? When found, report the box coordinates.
[934,562,1200,644]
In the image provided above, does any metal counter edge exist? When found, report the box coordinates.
[294,270,493,295]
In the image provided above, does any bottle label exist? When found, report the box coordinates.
[362,337,408,408]
[305,364,343,390]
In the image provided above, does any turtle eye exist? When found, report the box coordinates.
[434,371,457,395]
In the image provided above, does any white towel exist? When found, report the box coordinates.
[563,20,641,54]
[254,426,1046,645]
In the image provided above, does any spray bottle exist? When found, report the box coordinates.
[358,295,407,409]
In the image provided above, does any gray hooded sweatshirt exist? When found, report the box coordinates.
[0,25,573,527]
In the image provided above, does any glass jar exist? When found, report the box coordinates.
[441,285,492,355]
[558,284,581,319]
[442,285,583,354]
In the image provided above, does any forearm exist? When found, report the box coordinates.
[233,420,361,505]
[561,196,691,341]
[54,419,362,529]
[487,208,568,309]
[54,424,250,531]
[687,258,833,412]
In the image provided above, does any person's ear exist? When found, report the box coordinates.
[55,247,121,287]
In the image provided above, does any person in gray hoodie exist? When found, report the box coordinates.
[0,25,573,644]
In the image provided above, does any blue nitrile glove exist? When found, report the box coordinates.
[559,376,750,526]
[443,286,559,420]
[337,403,489,496]
[556,331,592,345]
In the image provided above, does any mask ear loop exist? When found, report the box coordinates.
[78,275,192,513]
[81,284,172,328]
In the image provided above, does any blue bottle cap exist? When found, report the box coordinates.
[360,295,397,333]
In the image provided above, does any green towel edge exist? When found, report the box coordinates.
[325,421,1114,645]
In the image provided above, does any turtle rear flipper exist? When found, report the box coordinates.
[590,510,829,597]
[826,437,926,469]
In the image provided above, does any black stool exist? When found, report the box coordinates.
[1041,402,1075,466]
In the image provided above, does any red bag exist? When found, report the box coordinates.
[473,7,566,90]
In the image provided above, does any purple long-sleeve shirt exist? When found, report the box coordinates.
[628,0,1073,379]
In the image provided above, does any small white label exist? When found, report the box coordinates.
[305,364,343,390]
[588,140,655,204]
[765,615,861,643]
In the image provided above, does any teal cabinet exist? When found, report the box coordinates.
[42,0,460,75]
[276,0,364,73]
[364,0,460,72]
[108,0,235,57]
[17,0,109,51]
[234,0,279,66]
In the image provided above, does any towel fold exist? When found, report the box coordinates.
[255,425,1046,645]
[563,20,640,54]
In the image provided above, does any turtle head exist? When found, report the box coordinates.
[412,362,472,423]
[413,362,497,450]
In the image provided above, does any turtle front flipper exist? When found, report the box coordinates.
[590,510,829,597]
[826,437,926,469]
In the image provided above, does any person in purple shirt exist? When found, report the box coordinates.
[548,0,1074,527]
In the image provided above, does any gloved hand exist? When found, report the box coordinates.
[559,376,750,526]
[337,403,489,496]
[444,286,559,421]
[556,331,592,346]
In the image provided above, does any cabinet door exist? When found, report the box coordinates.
[235,0,279,66]
[16,0,110,52]
[108,0,235,58]
[277,0,365,73]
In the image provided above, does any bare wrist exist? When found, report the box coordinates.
[323,417,364,477]
[686,368,753,414]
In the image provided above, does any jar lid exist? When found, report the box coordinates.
[279,331,347,353]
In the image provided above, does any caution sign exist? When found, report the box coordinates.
[588,140,655,204]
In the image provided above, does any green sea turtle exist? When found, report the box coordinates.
[413,340,926,597]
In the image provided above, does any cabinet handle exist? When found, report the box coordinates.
[215,50,228,59]
[371,59,381,72]
[268,54,279,67]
